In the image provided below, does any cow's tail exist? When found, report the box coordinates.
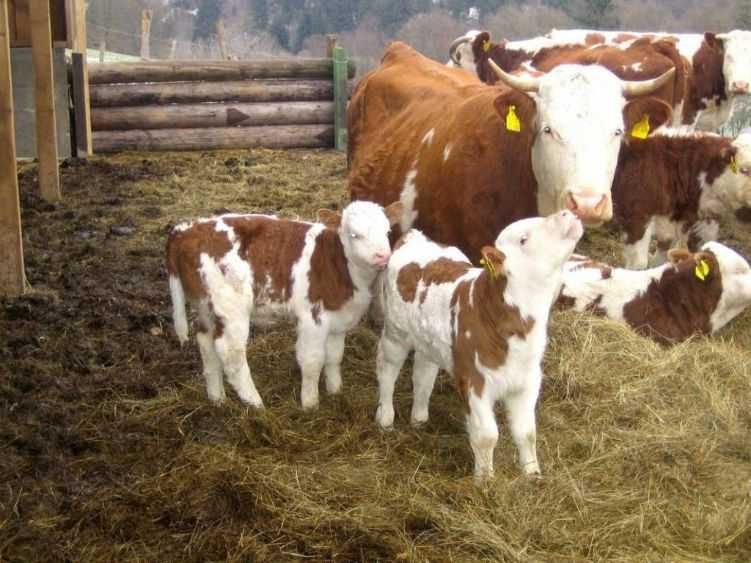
[169,274,189,345]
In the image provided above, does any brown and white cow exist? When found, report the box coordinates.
[558,242,751,343]
[377,211,583,480]
[166,201,402,409]
[349,41,673,262]
[546,29,751,130]
[614,129,751,269]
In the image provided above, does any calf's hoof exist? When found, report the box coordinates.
[522,461,541,477]
[375,405,395,429]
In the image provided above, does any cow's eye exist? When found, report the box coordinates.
[543,126,552,134]
[520,235,528,246]
[351,232,361,239]
[741,166,750,176]
[615,127,624,136]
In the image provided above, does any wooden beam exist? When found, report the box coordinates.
[0,0,26,295]
[88,58,357,84]
[29,0,60,201]
[70,0,90,157]
[93,124,333,153]
[140,8,151,60]
[89,79,337,107]
[92,101,334,131]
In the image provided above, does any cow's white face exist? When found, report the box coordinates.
[718,30,751,95]
[447,30,481,72]
[705,132,751,215]
[703,241,751,332]
[495,210,583,283]
[530,65,626,225]
[338,201,394,270]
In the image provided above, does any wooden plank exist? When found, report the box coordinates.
[0,0,26,295]
[92,100,334,131]
[71,52,91,155]
[29,0,60,200]
[332,45,347,151]
[69,0,83,51]
[8,0,16,43]
[13,0,29,45]
[93,124,333,153]
[140,8,151,60]
[51,0,65,43]
[88,58,357,84]
[89,79,336,107]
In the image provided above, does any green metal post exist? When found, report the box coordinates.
[333,45,348,151]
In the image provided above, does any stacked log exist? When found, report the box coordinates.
[89,58,356,153]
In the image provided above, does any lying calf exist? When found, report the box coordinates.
[166,201,402,408]
[377,211,583,480]
[558,242,751,342]
[615,130,751,269]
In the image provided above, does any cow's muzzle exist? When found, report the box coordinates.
[730,80,750,94]
[565,192,612,225]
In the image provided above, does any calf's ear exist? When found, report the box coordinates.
[384,201,404,227]
[317,208,342,229]
[480,246,506,280]
[623,98,673,140]
[667,248,692,265]
[471,31,492,59]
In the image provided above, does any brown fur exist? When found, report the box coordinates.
[682,33,727,126]
[622,250,723,342]
[450,270,535,407]
[307,228,354,320]
[396,258,472,303]
[614,134,735,245]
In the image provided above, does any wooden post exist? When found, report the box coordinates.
[216,19,227,59]
[326,34,337,58]
[0,0,26,295]
[98,39,105,62]
[169,39,177,59]
[140,9,152,60]
[332,44,347,151]
[71,0,91,157]
[29,0,61,201]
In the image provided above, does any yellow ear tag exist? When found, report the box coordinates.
[694,259,710,281]
[506,105,521,133]
[730,155,738,174]
[631,114,650,139]
[482,39,491,53]
[480,256,498,279]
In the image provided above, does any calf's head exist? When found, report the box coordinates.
[491,210,583,283]
[318,201,403,270]
[489,60,674,226]
[699,242,751,332]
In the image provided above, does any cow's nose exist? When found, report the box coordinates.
[373,251,391,266]
[731,80,749,93]
[565,192,611,225]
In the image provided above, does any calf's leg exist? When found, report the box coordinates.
[503,375,542,476]
[375,329,410,428]
[296,323,327,410]
[410,351,440,426]
[213,310,264,408]
[196,301,225,403]
[324,332,346,395]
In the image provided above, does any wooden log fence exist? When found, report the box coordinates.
[89,55,355,153]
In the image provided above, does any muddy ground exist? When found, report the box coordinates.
[1,149,750,562]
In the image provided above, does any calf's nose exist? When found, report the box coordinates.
[373,251,391,266]
[731,80,749,93]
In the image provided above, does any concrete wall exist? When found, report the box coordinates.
[11,47,71,159]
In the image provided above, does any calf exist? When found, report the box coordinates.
[615,130,751,269]
[377,211,583,480]
[558,242,751,343]
[166,201,402,409]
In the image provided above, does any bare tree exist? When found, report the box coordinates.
[485,4,576,41]
[394,9,466,63]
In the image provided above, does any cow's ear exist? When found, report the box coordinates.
[623,98,672,140]
[667,248,692,265]
[317,208,342,229]
[480,246,506,280]
[691,251,717,283]
[493,90,536,136]
[472,31,492,58]
[383,201,404,227]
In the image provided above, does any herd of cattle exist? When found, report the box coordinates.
[166,28,751,480]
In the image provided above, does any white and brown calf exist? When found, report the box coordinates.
[558,242,751,343]
[166,201,402,409]
[377,211,583,481]
[615,130,751,269]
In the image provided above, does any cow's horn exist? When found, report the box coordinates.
[621,67,675,97]
[449,35,470,65]
[488,59,540,92]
